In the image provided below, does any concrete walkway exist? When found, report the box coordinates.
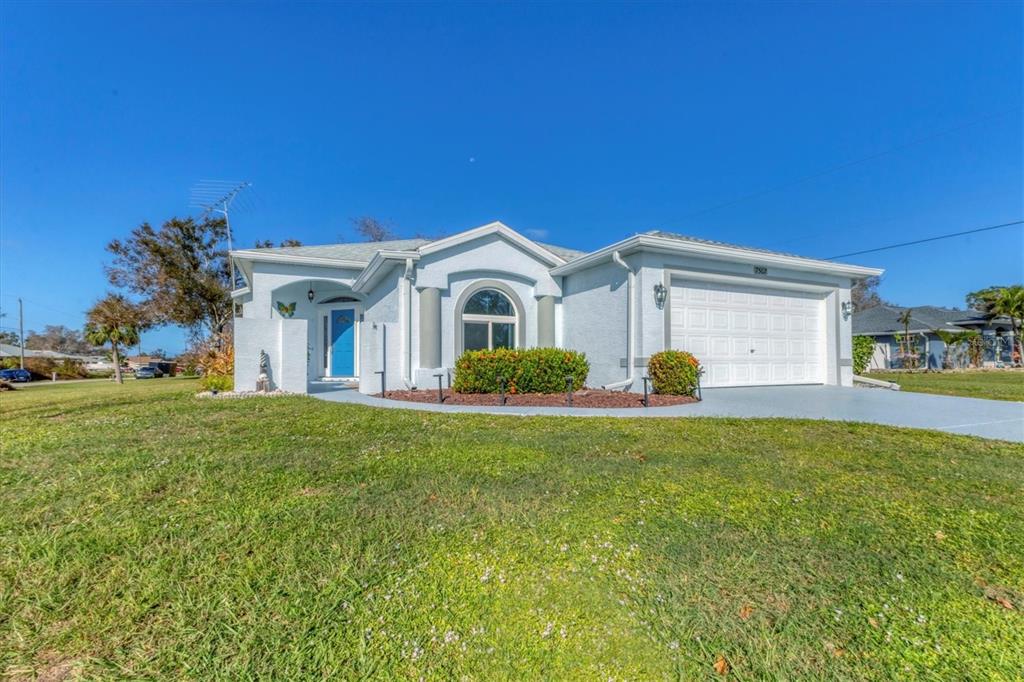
[309,383,1024,443]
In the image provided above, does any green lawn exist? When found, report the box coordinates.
[868,370,1024,402]
[2,380,1022,679]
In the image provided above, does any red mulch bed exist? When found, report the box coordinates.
[377,388,697,408]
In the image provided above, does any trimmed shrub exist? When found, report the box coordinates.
[200,374,234,393]
[852,335,874,375]
[453,347,589,394]
[647,350,702,396]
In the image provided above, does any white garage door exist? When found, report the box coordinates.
[670,279,826,387]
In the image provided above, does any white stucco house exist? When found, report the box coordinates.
[230,221,883,395]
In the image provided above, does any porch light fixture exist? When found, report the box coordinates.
[841,301,853,320]
[307,284,315,302]
[653,282,667,309]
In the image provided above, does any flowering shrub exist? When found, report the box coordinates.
[454,347,589,394]
[647,350,702,396]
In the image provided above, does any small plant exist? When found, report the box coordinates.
[200,374,233,393]
[852,336,874,375]
[454,348,589,394]
[647,350,702,397]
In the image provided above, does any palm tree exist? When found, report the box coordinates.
[932,329,967,369]
[979,285,1024,364]
[84,294,147,384]
[897,308,916,369]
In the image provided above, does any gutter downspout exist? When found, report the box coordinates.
[603,250,635,391]
[402,258,416,388]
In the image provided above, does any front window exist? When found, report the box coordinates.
[462,289,517,351]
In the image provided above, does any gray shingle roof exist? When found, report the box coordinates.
[243,239,432,262]
[644,230,814,261]
[853,304,1006,335]
[239,236,586,263]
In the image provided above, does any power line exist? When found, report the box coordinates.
[827,220,1023,260]
[679,107,1022,221]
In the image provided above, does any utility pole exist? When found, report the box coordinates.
[18,298,24,370]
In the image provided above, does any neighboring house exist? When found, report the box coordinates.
[0,343,105,365]
[126,355,177,375]
[853,305,1016,370]
[126,355,163,370]
[230,221,882,394]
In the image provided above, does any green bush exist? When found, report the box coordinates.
[200,374,233,393]
[647,350,702,396]
[852,335,875,375]
[453,347,589,394]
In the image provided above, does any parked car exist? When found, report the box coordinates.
[0,368,31,382]
[134,366,164,379]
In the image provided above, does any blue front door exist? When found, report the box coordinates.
[330,309,355,376]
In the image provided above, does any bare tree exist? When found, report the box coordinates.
[352,216,396,242]
[254,239,303,248]
[851,276,884,311]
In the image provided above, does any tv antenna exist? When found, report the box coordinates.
[189,180,253,254]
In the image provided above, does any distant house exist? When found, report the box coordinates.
[126,355,163,370]
[0,343,106,365]
[126,355,177,375]
[853,305,1015,370]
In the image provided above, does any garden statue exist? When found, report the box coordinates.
[256,350,270,392]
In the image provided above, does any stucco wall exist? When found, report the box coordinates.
[358,269,404,394]
[233,317,307,392]
[562,258,630,388]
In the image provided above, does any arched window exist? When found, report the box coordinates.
[462,289,517,351]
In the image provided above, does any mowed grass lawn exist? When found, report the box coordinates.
[869,370,1024,402]
[2,380,1023,679]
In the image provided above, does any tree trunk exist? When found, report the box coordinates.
[112,343,123,384]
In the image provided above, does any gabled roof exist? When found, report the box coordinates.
[550,230,883,278]
[853,304,1009,336]
[644,230,811,260]
[232,238,431,265]
[230,223,585,274]
[230,221,882,286]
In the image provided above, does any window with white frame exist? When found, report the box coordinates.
[462,289,517,351]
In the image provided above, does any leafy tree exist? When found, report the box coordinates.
[851,276,885,311]
[0,330,19,346]
[106,216,232,343]
[969,285,1024,362]
[352,216,396,242]
[965,286,1007,311]
[84,294,148,384]
[24,325,97,355]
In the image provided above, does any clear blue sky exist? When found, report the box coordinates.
[2,1,1021,354]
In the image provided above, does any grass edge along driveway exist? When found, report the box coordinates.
[867,370,1024,402]
[1,379,1022,679]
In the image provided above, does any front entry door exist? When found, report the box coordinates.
[330,309,355,376]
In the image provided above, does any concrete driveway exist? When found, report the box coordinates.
[310,383,1024,442]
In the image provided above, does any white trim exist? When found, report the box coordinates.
[665,267,836,294]
[550,233,884,279]
[418,221,567,266]
[231,249,368,269]
[230,286,251,299]
[351,250,421,292]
